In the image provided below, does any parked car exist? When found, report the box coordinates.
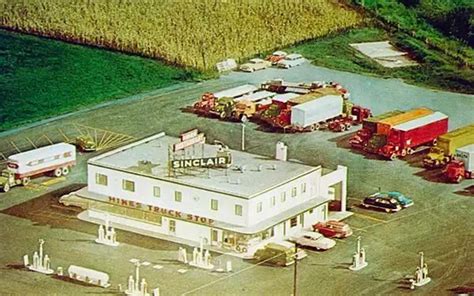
[368,191,414,208]
[289,231,336,250]
[312,220,353,238]
[266,50,287,64]
[277,53,305,68]
[361,195,402,213]
[253,241,307,266]
[239,58,271,72]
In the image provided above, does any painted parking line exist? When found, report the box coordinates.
[41,177,66,186]
[353,212,387,224]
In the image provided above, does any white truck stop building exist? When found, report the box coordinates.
[65,132,349,254]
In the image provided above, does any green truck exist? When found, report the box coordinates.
[423,124,474,168]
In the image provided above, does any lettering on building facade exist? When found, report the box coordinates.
[108,197,215,225]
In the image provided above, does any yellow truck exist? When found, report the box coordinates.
[423,124,474,168]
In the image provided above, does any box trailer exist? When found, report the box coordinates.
[0,143,76,192]
[445,144,474,183]
[213,84,258,99]
[380,112,448,160]
[376,107,433,135]
[423,124,474,168]
[291,95,343,129]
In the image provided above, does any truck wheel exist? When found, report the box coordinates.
[219,111,226,119]
[456,175,463,183]
[2,183,10,192]
[390,154,397,161]
[21,177,31,186]
[400,149,407,157]
[62,167,70,176]
[54,168,63,177]
[432,139,437,146]
[385,208,390,213]
[406,148,414,155]
[340,125,346,132]
[345,123,352,130]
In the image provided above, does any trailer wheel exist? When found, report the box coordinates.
[21,177,31,186]
[406,148,414,155]
[62,167,70,176]
[345,123,352,130]
[340,125,346,132]
[2,183,10,192]
[456,175,463,183]
[400,149,407,157]
[390,154,397,161]
[432,138,437,146]
[53,168,62,177]
[219,111,226,119]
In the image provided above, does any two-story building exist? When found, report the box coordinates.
[63,132,348,254]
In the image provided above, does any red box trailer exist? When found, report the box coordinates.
[380,112,448,160]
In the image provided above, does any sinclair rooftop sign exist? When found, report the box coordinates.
[171,156,230,169]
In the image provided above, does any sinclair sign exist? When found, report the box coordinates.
[171,156,230,169]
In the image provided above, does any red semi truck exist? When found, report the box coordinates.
[379,112,449,160]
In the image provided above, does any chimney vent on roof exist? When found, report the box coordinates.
[275,141,287,161]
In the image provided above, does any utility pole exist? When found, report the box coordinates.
[293,242,298,296]
[241,123,246,151]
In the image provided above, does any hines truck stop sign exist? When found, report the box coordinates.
[171,156,230,169]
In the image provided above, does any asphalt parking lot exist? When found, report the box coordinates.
[0,63,473,295]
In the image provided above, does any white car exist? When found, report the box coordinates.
[277,53,306,69]
[289,231,336,250]
[239,58,271,72]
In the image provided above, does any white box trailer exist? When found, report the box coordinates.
[455,144,474,172]
[213,84,258,99]
[1,143,76,192]
[290,95,343,128]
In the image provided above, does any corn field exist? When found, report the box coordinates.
[0,0,362,70]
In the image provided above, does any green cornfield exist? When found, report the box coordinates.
[0,0,362,70]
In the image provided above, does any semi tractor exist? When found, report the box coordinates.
[349,110,404,149]
[379,111,449,160]
[423,124,474,168]
[0,143,76,192]
[444,144,474,183]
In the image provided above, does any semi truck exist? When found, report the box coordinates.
[260,79,350,97]
[350,108,434,153]
[379,111,449,160]
[192,84,258,117]
[444,144,474,183]
[349,110,404,149]
[423,124,474,168]
[0,143,76,192]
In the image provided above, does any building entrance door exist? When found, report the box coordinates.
[169,219,176,235]
[211,229,219,246]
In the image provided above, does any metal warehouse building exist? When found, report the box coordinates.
[63,131,349,255]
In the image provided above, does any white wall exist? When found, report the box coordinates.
[319,165,347,212]
[88,164,249,227]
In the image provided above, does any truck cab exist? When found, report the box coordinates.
[0,170,16,192]
[423,146,449,168]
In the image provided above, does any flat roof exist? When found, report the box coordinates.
[235,90,276,102]
[272,93,300,103]
[89,133,319,199]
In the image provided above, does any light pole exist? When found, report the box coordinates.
[293,242,298,296]
[241,123,246,151]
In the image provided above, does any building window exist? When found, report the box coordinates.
[211,199,218,211]
[281,192,286,202]
[95,173,108,186]
[301,183,307,193]
[257,202,262,213]
[122,179,135,192]
[291,187,297,197]
[235,204,243,216]
[175,191,182,202]
[153,186,161,197]
[271,196,276,207]
[290,216,298,228]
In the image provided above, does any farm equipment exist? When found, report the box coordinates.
[260,79,349,96]
[444,144,474,183]
[76,135,97,152]
[423,124,474,168]
[0,143,76,192]
[379,112,449,160]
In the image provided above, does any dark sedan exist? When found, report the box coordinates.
[361,196,402,213]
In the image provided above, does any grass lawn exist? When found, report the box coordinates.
[285,27,474,94]
[0,29,202,132]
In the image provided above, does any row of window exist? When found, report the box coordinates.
[96,173,244,216]
[255,182,307,213]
